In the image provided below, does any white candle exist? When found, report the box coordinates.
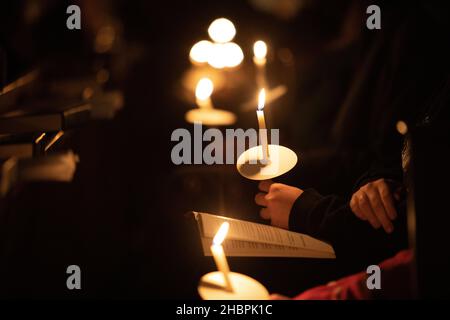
[253,40,267,89]
[211,222,233,292]
[257,89,269,163]
[195,78,214,109]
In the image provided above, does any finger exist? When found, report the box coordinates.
[368,190,394,233]
[260,208,270,220]
[357,193,381,229]
[378,184,398,220]
[255,192,268,207]
[259,180,274,192]
[350,195,367,221]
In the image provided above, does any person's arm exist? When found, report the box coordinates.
[288,249,413,300]
[269,249,414,300]
[291,186,407,260]
[255,180,407,261]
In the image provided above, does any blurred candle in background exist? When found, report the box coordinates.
[208,18,236,43]
[190,40,214,65]
[253,40,267,89]
[195,77,214,109]
[189,18,243,69]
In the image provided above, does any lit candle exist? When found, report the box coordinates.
[195,78,214,109]
[210,222,233,292]
[253,40,267,89]
[256,89,269,163]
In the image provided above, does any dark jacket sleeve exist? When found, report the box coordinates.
[289,189,407,264]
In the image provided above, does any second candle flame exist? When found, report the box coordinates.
[195,78,214,101]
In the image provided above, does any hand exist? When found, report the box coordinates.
[350,178,402,233]
[255,180,303,229]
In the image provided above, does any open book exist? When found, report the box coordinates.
[193,212,335,259]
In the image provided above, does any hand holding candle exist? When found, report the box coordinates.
[211,222,233,292]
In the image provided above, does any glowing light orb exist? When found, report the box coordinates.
[208,18,236,43]
[190,40,214,64]
[207,43,244,69]
[195,78,214,101]
[253,40,267,60]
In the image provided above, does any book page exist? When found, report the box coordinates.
[200,237,335,259]
[194,212,334,255]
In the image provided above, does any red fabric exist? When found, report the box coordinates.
[293,250,413,300]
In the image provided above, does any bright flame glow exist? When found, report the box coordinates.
[195,78,214,101]
[208,44,227,69]
[207,43,243,69]
[190,40,213,63]
[208,18,236,43]
[213,222,230,245]
[258,89,266,110]
[223,42,244,67]
[253,41,267,59]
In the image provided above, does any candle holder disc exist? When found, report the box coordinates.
[198,271,269,300]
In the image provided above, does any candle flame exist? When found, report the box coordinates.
[253,41,267,59]
[195,78,214,101]
[208,18,236,43]
[213,222,230,245]
[223,42,244,68]
[208,43,243,69]
[258,88,266,110]
[190,40,213,64]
